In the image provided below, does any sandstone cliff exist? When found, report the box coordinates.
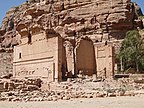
[0,0,143,77]
[0,0,143,48]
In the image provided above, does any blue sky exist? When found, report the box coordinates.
[133,0,144,13]
[0,0,144,26]
[0,0,26,26]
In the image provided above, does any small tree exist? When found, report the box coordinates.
[118,30,144,73]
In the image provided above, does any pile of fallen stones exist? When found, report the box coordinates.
[0,77,144,102]
[0,78,42,92]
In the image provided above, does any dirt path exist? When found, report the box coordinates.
[0,95,144,108]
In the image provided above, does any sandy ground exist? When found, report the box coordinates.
[0,95,144,108]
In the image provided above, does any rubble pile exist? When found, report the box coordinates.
[0,77,144,102]
[0,78,42,95]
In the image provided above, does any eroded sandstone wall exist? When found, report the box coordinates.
[0,0,143,77]
[13,30,63,82]
[75,37,96,76]
[0,0,143,47]
[95,45,115,79]
[0,51,13,76]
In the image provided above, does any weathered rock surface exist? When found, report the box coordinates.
[0,0,143,48]
[0,52,13,77]
[0,0,143,78]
